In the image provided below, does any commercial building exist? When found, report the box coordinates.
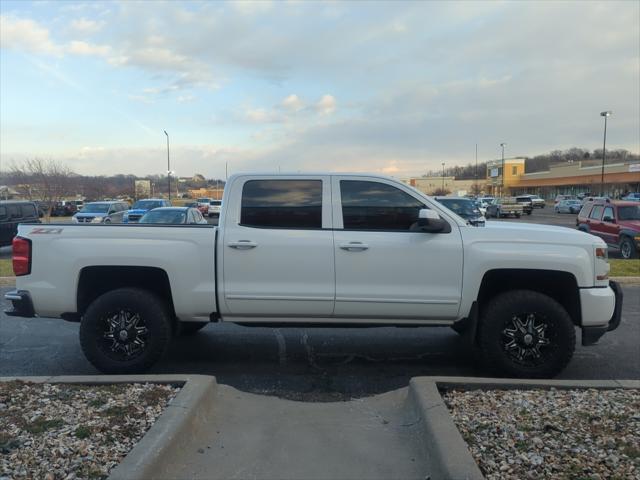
[403,157,639,199]
[497,158,640,199]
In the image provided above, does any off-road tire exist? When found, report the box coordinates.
[80,288,172,374]
[620,236,638,259]
[177,322,208,335]
[478,290,575,378]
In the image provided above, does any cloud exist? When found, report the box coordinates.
[282,94,304,112]
[69,17,104,34]
[316,94,336,115]
[245,108,284,124]
[177,94,195,103]
[67,40,111,56]
[231,0,273,15]
[0,14,64,57]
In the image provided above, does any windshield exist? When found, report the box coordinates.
[567,200,582,205]
[139,210,186,224]
[618,206,640,221]
[197,198,210,203]
[133,200,163,210]
[438,199,477,218]
[210,200,221,206]
[80,203,110,213]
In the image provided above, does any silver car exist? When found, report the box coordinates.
[555,199,582,214]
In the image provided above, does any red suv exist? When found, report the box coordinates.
[577,200,640,259]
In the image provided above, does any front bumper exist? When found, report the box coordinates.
[581,281,623,346]
[4,290,36,318]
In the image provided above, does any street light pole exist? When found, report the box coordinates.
[475,143,478,194]
[600,111,612,197]
[164,130,170,201]
[441,162,445,191]
[500,142,506,196]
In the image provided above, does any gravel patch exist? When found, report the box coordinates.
[443,389,640,480]
[443,388,640,480]
[0,380,179,479]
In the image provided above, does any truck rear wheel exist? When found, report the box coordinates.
[478,290,575,378]
[80,288,172,374]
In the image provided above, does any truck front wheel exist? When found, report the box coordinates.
[80,288,172,374]
[478,290,575,378]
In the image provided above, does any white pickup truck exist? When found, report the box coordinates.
[5,173,623,377]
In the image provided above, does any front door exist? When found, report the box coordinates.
[331,177,463,320]
[220,176,335,318]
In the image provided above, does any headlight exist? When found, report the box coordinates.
[91,217,103,223]
[123,214,129,222]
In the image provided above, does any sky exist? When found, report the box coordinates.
[0,0,639,179]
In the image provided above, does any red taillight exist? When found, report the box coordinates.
[12,237,32,276]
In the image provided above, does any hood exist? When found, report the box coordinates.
[75,212,106,218]
[618,219,640,231]
[481,221,604,246]
[126,209,149,215]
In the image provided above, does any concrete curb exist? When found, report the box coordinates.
[0,374,217,480]
[427,376,640,390]
[408,378,484,480]
[409,376,639,480]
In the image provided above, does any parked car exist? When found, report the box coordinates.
[5,173,623,378]
[435,197,485,226]
[51,200,79,216]
[207,200,222,218]
[523,194,545,208]
[486,197,524,218]
[73,201,130,224]
[139,207,208,225]
[577,200,640,259]
[123,199,171,223]
[554,195,577,207]
[581,196,609,205]
[622,193,640,202]
[515,196,534,215]
[471,199,487,217]
[0,201,40,247]
[555,199,583,214]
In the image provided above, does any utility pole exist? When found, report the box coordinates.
[500,142,506,196]
[475,143,478,195]
[600,111,612,196]
[164,130,171,201]
[441,162,445,191]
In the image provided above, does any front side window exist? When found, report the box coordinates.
[340,180,425,231]
[589,205,604,220]
[241,180,322,229]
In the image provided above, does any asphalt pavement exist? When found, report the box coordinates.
[2,285,638,400]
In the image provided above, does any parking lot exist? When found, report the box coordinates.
[1,284,638,400]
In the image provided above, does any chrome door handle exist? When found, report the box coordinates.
[339,242,369,251]
[228,240,257,250]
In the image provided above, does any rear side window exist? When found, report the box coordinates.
[0,206,6,218]
[340,180,425,231]
[20,204,37,217]
[241,180,322,229]
[589,205,604,220]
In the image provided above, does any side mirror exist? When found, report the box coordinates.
[603,216,615,223]
[417,209,448,233]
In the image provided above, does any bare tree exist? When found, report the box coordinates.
[9,159,74,219]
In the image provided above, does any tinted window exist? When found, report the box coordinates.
[341,180,425,231]
[7,205,20,218]
[589,205,604,220]
[0,206,6,218]
[241,180,322,229]
[602,207,614,221]
[20,204,37,217]
[618,205,640,220]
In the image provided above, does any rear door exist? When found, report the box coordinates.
[331,176,463,320]
[220,176,335,318]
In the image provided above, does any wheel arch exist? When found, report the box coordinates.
[76,266,175,319]
[476,269,581,327]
